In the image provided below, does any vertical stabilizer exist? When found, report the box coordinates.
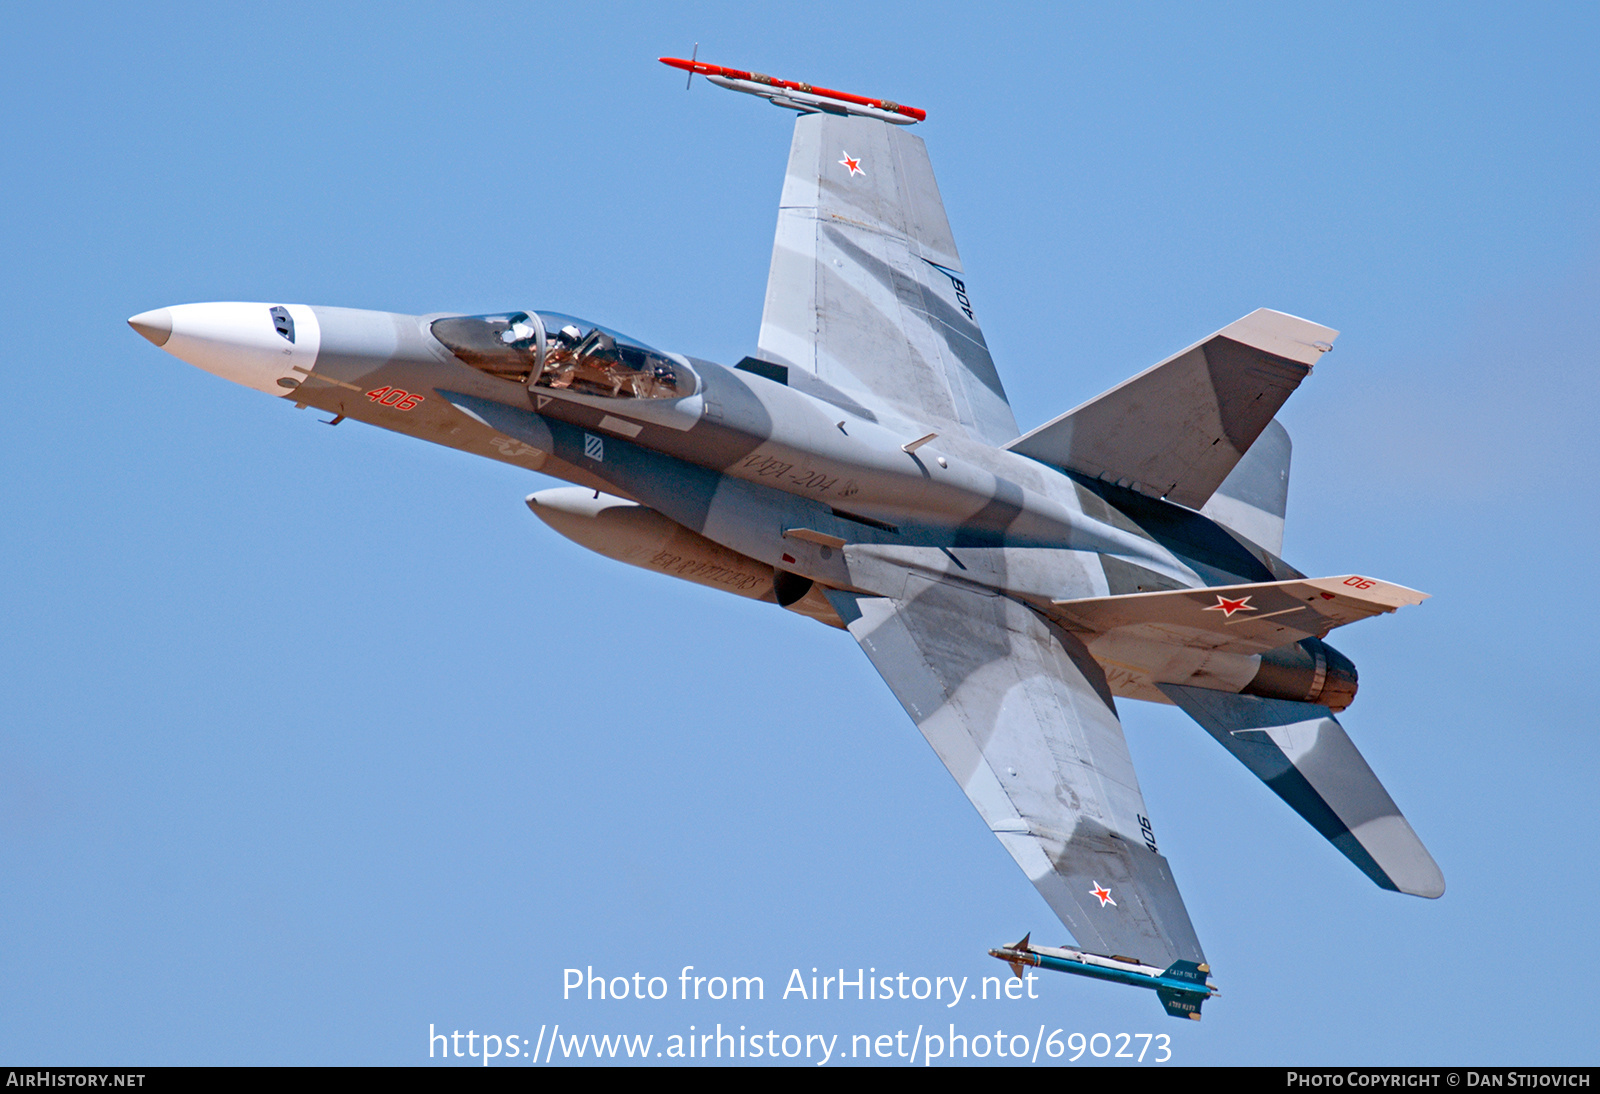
[1005,311,1334,508]
[1201,419,1291,555]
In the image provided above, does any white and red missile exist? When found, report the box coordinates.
[659,56,925,125]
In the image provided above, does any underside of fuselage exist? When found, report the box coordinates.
[130,298,1362,718]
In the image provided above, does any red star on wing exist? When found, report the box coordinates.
[1089,882,1116,908]
[1203,594,1256,617]
[838,152,864,177]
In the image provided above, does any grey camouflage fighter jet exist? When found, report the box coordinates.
[128,58,1441,1020]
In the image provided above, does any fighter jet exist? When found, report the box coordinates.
[127,58,1442,1019]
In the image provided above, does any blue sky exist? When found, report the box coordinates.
[3,1,1597,1066]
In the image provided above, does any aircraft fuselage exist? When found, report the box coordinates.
[130,300,1353,713]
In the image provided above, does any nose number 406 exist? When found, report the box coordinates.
[365,386,424,411]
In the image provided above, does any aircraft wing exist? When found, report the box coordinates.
[826,576,1206,968]
[757,113,1020,446]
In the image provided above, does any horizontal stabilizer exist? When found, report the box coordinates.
[1159,684,1444,898]
[1006,310,1337,508]
[1050,574,1427,655]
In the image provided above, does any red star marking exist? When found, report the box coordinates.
[1089,882,1116,908]
[1204,594,1256,617]
[838,152,864,176]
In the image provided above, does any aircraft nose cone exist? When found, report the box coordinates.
[127,308,173,347]
[126,302,322,396]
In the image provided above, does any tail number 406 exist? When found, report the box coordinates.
[365,386,424,411]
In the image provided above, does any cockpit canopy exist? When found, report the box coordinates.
[431,312,695,400]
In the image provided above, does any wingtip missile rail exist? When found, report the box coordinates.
[989,935,1218,1021]
[658,56,925,124]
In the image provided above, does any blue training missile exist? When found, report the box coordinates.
[989,935,1217,1021]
